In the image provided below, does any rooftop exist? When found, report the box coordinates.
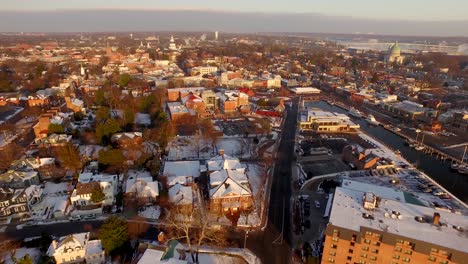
[329,187,468,253]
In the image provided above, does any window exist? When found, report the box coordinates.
[362,246,369,251]
[396,239,403,244]
[395,247,402,252]
[332,237,339,242]
[370,256,377,261]
[348,249,354,254]
[427,256,436,262]
[391,262,399,264]
[393,255,400,259]
[372,241,380,246]
[329,251,336,256]
[439,261,448,264]
[404,249,412,255]
[402,257,411,262]
[431,248,439,253]
[365,231,372,236]
[350,242,355,246]
[328,257,335,263]
[347,256,352,261]
[361,253,367,258]
[331,244,337,249]
[371,249,378,254]
[364,239,371,244]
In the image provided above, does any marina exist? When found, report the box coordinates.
[305,100,468,204]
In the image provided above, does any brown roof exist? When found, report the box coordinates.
[76,182,100,195]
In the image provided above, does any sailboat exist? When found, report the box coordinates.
[414,134,425,151]
[455,146,467,174]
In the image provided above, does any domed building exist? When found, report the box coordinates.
[385,42,404,64]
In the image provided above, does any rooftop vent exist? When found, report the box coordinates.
[362,213,374,220]
[453,225,464,232]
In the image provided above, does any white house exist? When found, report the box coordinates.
[47,232,105,264]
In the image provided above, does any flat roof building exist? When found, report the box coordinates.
[322,186,468,264]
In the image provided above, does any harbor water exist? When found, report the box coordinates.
[305,100,468,203]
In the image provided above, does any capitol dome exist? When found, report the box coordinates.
[388,42,401,56]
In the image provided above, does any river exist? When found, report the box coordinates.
[305,100,468,204]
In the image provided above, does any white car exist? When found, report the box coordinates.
[314,200,320,208]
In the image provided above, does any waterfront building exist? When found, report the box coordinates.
[299,110,360,132]
[322,186,468,264]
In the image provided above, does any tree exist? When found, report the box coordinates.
[95,89,106,106]
[98,216,129,254]
[54,144,82,174]
[91,186,105,204]
[117,73,132,87]
[47,123,64,134]
[96,118,121,145]
[199,119,220,154]
[16,254,33,264]
[95,106,110,124]
[165,206,228,263]
[123,107,135,131]
[98,148,125,172]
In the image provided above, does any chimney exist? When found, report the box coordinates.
[432,212,440,225]
[219,149,225,156]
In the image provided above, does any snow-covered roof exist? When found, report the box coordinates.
[48,232,88,256]
[329,187,468,254]
[163,161,200,178]
[207,154,244,171]
[342,179,406,202]
[210,169,248,187]
[168,184,193,205]
[210,177,251,199]
[0,170,37,183]
[137,249,164,264]
[85,240,104,256]
[127,180,159,197]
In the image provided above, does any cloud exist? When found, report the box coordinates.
[0,9,467,37]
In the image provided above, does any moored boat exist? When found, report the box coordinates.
[348,107,363,118]
[365,114,380,126]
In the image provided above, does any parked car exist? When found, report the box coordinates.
[315,200,321,208]
[69,215,82,221]
[82,214,96,220]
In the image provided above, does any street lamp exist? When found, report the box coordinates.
[244,230,250,248]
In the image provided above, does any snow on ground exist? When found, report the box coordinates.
[135,113,151,126]
[79,145,104,160]
[166,137,212,160]
[216,138,252,159]
[238,209,261,227]
[2,247,40,264]
[43,182,70,196]
[138,205,161,220]
[196,252,246,264]
[245,163,264,196]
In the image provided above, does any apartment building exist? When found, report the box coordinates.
[322,187,468,264]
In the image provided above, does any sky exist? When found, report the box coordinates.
[1,0,467,36]
[2,0,467,21]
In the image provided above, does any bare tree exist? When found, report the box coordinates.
[165,205,228,263]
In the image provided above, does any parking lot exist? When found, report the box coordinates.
[292,190,330,260]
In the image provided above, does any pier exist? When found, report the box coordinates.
[320,98,468,167]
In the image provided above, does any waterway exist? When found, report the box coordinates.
[305,100,468,204]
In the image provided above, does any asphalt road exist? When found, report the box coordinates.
[246,97,299,264]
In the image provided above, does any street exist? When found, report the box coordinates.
[246,96,299,264]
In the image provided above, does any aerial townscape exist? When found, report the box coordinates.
[0,1,468,264]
